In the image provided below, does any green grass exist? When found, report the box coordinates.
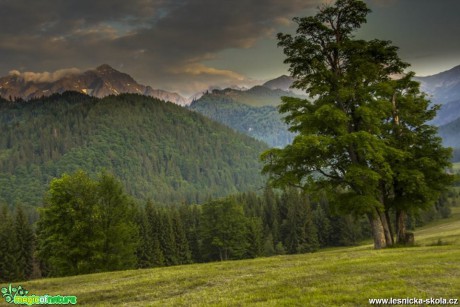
[2,209,460,306]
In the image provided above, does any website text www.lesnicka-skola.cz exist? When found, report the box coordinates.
[369,297,459,305]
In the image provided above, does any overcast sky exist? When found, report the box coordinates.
[0,0,459,96]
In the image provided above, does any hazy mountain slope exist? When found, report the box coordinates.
[431,98,460,126]
[189,92,295,148]
[0,64,188,105]
[0,92,267,205]
[438,117,460,161]
[415,65,460,105]
[262,75,295,91]
[204,85,301,108]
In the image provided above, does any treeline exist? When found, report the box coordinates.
[0,206,35,282]
[0,92,266,206]
[136,188,334,266]
[1,170,456,282]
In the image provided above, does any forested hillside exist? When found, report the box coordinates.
[438,118,460,161]
[0,92,267,205]
[189,93,295,148]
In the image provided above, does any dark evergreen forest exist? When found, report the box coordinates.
[1,174,455,282]
[0,92,266,206]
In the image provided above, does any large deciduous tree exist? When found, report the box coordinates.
[261,0,452,248]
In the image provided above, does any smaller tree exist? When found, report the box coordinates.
[14,206,35,280]
[37,170,139,277]
[95,172,139,271]
[246,217,264,258]
[200,198,249,261]
[0,206,19,282]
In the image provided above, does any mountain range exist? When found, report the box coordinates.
[4,64,460,159]
[0,64,189,105]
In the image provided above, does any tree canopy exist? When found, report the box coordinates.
[36,170,138,276]
[261,0,452,248]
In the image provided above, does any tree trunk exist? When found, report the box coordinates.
[377,186,394,247]
[367,212,387,249]
[379,210,394,246]
[396,209,409,244]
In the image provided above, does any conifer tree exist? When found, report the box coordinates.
[136,208,154,268]
[158,211,178,266]
[14,206,35,280]
[0,206,18,282]
[281,189,319,253]
[313,205,332,247]
[246,217,264,258]
[180,204,201,263]
[171,209,192,264]
[145,202,165,266]
[96,172,139,271]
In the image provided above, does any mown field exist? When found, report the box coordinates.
[2,207,459,306]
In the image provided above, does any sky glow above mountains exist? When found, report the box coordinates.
[0,0,458,96]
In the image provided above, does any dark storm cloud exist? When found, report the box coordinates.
[363,0,460,76]
[0,0,319,95]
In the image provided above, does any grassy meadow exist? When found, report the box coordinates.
[2,207,459,306]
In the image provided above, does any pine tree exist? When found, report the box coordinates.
[171,209,192,264]
[14,206,35,280]
[0,206,19,282]
[158,211,178,266]
[179,204,201,263]
[136,208,154,268]
[281,189,319,254]
[246,217,264,258]
[313,205,332,247]
[145,202,165,267]
[96,172,139,271]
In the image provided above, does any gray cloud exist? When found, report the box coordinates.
[9,68,81,83]
[0,0,319,95]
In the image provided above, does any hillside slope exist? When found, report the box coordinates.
[0,92,267,205]
[189,94,295,148]
[415,65,460,105]
[10,207,460,306]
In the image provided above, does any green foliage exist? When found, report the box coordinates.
[0,205,35,282]
[136,202,193,268]
[14,206,35,280]
[96,172,139,271]
[0,92,266,206]
[36,170,139,277]
[280,189,319,253]
[0,206,18,282]
[261,0,452,248]
[13,209,460,306]
[246,217,264,258]
[200,198,249,261]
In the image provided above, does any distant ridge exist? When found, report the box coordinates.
[415,65,460,105]
[263,75,294,91]
[0,64,189,105]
